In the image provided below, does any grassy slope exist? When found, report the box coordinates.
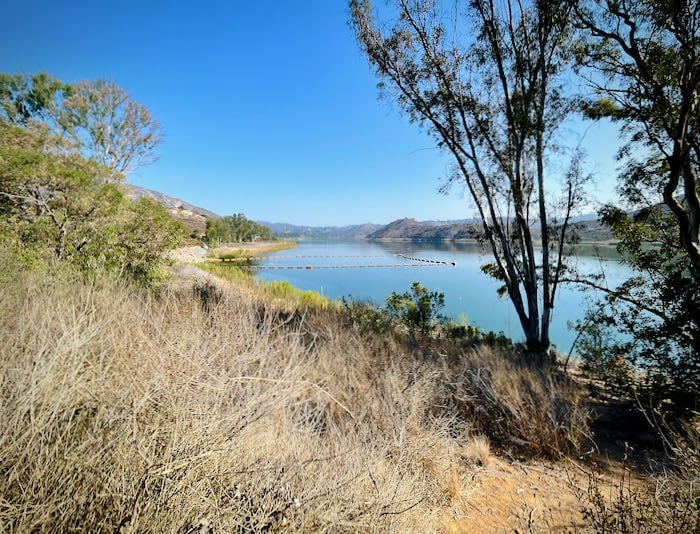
[1,256,694,532]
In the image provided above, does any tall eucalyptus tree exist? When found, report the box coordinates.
[351,0,586,351]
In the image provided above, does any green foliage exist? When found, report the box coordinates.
[261,280,333,310]
[341,296,394,335]
[576,205,700,413]
[0,72,162,182]
[0,73,185,286]
[198,262,252,284]
[205,214,271,245]
[385,281,445,338]
[0,72,69,126]
[198,263,334,311]
[575,0,700,282]
[573,1,700,416]
[441,315,512,347]
[77,196,186,285]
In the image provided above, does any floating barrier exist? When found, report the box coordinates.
[212,253,457,266]
[214,255,395,263]
[232,263,455,270]
[396,254,457,266]
[209,252,457,269]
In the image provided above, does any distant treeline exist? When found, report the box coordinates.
[205,214,271,245]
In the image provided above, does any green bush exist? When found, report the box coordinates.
[0,79,185,287]
[262,280,334,310]
[341,296,394,335]
[386,281,445,338]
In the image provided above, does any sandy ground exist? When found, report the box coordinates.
[447,458,589,532]
[168,241,295,264]
[168,245,209,263]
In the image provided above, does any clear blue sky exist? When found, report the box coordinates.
[2,0,619,226]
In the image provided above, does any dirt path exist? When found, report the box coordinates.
[445,458,590,533]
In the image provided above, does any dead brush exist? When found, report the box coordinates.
[0,270,453,532]
[0,265,592,531]
[432,348,590,459]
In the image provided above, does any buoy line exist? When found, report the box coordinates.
[233,263,455,270]
[214,254,397,262]
[396,254,457,266]
[211,254,457,266]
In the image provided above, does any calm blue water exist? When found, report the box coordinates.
[239,240,627,351]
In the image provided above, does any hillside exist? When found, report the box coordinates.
[258,221,383,240]
[124,184,220,238]
[368,218,476,240]
[368,217,614,242]
[119,185,613,244]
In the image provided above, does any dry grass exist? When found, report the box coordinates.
[459,436,491,467]
[0,264,590,532]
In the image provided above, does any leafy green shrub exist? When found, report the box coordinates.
[439,315,511,347]
[341,296,394,335]
[386,281,445,338]
[440,314,478,339]
[481,330,513,348]
[0,76,185,287]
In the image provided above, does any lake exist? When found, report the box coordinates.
[234,240,628,352]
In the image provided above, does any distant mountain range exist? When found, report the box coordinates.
[123,185,612,243]
[257,222,384,240]
[367,216,613,242]
[257,216,611,242]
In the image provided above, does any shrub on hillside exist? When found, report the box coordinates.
[0,74,184,286]
[341,296,394,335]
[0,121,185,285]
[386,281,445,338]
